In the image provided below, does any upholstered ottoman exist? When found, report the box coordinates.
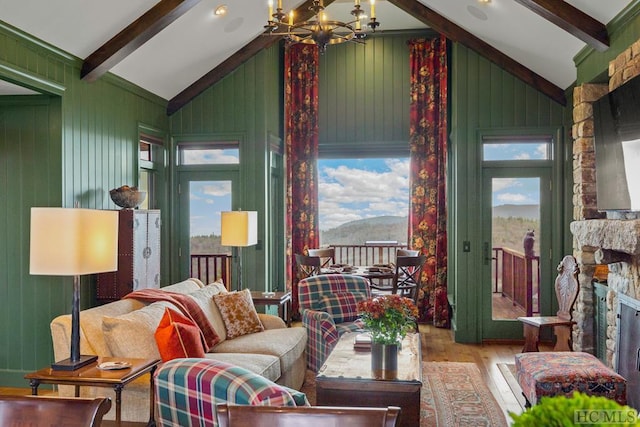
[515,352,627,406]
[155,358,309,427]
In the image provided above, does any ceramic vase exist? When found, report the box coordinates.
[371,342,398,380]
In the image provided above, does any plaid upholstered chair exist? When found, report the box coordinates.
[155,358,309,426]
[298,274,371,372]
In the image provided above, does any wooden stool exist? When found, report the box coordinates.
[515,352,627,407]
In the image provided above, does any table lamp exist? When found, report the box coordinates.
[30,207,118,371]
[221,211,257,291]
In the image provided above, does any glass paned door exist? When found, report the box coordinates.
[178,171,238,286]
[481,168,551,340]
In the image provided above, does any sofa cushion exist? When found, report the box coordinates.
[213,289,264,339]
[187,280,229,341]
[155,307,206,361]
[204,353,282,382]
[317,292,364,323]
[102,301,178,359]
[212,327,307,381]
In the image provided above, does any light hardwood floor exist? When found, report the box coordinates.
[1,324,543,426]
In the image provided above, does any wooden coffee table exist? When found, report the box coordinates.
[316,332,422,427]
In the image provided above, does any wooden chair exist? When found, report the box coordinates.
[396,249,419,257]
[0,395,111,427]
[307,247,335,268]
[517,255,580,352]
[392,255,427,304]
[216,404,401,427]
[295,254,322,279]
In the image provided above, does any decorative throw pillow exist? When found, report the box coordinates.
[318,292,364,323]
[154,307,206,361]
[213,289,264,339]
[102,300,176,359]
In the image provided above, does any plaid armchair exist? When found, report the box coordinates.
[297,274,371,372]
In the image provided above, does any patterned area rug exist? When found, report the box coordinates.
[422,362,507,427]
[300,362,507,426]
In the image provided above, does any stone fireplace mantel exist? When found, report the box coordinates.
[571,219,640,255]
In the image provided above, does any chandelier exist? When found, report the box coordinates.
[265,0,380,53]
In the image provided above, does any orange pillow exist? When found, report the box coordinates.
[155,307,206,361]
[213,289,264,339]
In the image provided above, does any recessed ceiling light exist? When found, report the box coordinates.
[478,0,491,3]
[467,5,488,21]
[214,5,228,16]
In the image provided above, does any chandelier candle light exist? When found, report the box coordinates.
[265,0,380,53]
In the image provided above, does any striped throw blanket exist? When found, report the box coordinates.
[124,289,220,350]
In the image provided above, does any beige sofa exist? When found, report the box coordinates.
[50,278,307,422]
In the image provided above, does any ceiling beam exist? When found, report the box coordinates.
[513,0,609,52]
[167,0,336,115]
[81,0,202,82]
[388,0,566,106]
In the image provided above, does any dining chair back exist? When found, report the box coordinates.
[0,396,111,427]
[392,255,427,304]
[307,248,335,268]
[295,254,322,279]
[217,404,401,427]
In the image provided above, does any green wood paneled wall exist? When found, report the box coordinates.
[319,33,417,151]
[169,45,281,291]
[0,21,168,386]
[449,43,568,342]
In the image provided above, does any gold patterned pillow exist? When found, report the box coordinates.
[212,289,264,339]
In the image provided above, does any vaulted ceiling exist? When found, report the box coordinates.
[0,0,633,114]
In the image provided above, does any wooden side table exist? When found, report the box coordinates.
[25,357,160,426]
[250,291,292,326]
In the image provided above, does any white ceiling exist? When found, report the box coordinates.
[0,0,633,100]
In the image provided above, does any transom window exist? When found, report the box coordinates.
[178,141,239,165]
[482,137,552,161]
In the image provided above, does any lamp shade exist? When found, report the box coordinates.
[220,211,258,247]
[30,208,119,276]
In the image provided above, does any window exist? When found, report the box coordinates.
[139,133,165,210]
[178,141,239,165]
[317,157,410,246]
[482,137,552,161]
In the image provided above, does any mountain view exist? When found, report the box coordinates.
[320,216,408,245]
[189,205,539,254]
[492,204,540,254]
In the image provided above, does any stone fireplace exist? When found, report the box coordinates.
[571,37,640,406]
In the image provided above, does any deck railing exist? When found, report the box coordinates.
[191,243,410,290]
[493,247,540,316]
[190,254,232,289]
[330,243,409,266]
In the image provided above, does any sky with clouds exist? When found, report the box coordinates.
[318,158,410,230]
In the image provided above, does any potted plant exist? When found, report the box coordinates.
[357,294,418,379]
[510,392,640,426]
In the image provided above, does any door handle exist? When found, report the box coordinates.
[483,242,490,266]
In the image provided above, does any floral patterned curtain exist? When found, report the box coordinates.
[285,43,320,319]
[408,36,449,327]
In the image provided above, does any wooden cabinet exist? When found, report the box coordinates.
[97,209,161,302]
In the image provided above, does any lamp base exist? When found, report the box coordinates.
[51,355,98,371]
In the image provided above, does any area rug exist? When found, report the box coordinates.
[497,363,526,410]
[301,362,507,426]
